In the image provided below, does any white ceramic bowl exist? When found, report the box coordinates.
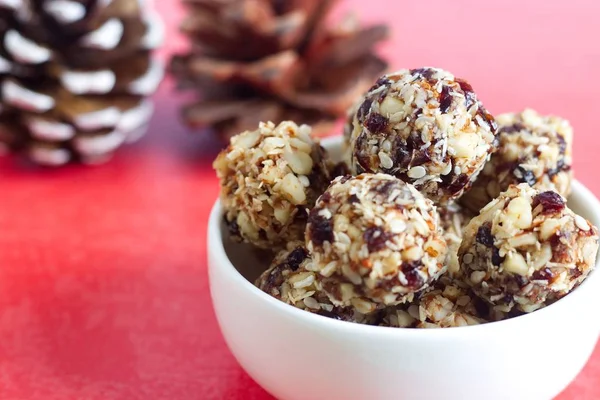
[207,136,600,400]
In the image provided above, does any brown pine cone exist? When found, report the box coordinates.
[171,0,389,143]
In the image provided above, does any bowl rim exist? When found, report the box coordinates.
[207,138,600,337]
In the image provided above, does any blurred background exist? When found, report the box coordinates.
[0,0,599,398]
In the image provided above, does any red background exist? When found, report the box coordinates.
[1,0,600,398]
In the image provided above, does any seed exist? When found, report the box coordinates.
[378,151,394,169]
[303,296,320,310]
[575,215,590,231]
[299,175,310,187]
[462,253,474,264]
[470,271,486,284]
[407,166,427,179]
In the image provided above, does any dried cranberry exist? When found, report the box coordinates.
[456,78,474,94]
[476,225,494,247]
[569,268,583,280]
[375,180,397,197]
[355,163,367,174]
[365,113,388,133]
[407,134,422,150]
[338,175,351,184]
[513,276,528,288]
[472,296,489,318]
[348,194,360,204]
[412,151,432,166]
[533,191,565,215]
[499,123,525,134]
[439,86,453,113]
[548,158,569,179]
[401,262,424,289]
[357,98,372,122]
[363,226,393,253]
[532,268,554,281]
[307,213,334,246]
[491,247,504,266]
[482,110,498,132]
[557,134,567,154]
[322,280,342,301]
[264,266,285,291]
[410,68,435,79]
[319,192,332,203]
[441,173,470,195]
[456,78,476,110]
[513,166,537,186]
[354,135,373,173]
[393,143,411,168]
[295,206,308,219]
[286,247,308,271]
[369,76,391,92]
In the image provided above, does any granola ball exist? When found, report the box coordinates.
[461,109,573,213]
[439,202,474,276]
[213,121,330,249]
[346,67,498,204]
[381,277,486,328]
[255,242,377,323]
[458,184,599,313]
[306,173,448,307]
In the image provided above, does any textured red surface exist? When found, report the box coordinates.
[1,1,600,399]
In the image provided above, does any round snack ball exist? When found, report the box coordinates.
[439,202,474,276]
[306,173,448,307]
[213,121,331,249]
[381,277,486,328]
[255,242,378,323]
[461,109,573,213]
[346,67,498,204]
[458,183,599,313]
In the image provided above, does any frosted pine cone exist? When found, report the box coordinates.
[0,0,164,165]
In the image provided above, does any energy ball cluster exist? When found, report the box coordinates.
[461,109,573,212]
[213,121,331,249]
[459,184,598,313]
[306,174,447,307]
[215,65,599,330]
[345,67,497,204]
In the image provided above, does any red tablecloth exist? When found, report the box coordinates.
[1,1,599,398]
